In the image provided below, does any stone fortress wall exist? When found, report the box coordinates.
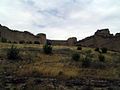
[0,24,77,46]
[0,24,120,52]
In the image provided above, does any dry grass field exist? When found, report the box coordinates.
[0,43,120,90]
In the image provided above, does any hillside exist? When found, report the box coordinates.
[0,43,120,89]
[77,29,120,52]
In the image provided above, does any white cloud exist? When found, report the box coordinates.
[0,0,120,40]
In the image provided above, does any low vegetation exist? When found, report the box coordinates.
[0,43,120,89]
[77,46,82,50]
[72,53,80,61]
[101,47,108,53]
[99,54,105,63]
[43,43,52,54]
[7,45,20,60]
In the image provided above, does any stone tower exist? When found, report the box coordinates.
[36,33,46,44]
[67,37,77,46]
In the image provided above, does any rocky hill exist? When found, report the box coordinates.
[76,29,120,52]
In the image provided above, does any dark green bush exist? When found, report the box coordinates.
[7,45,20,60]
[43,43,52,54]
[1,37,7,43]
[8,41,11,43]
[85,50,93,58]
[34,41,40,44]
[72,53,80,61]
[13,41,17,44]
[77,46,82,50]
[82,56,91,68]
[101,47,107,53]
[19,40,25,44]
[98,54,105,62]
[26,41,32,44]
[95,47,99,52]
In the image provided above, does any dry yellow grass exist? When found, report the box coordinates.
[0,43,120,79]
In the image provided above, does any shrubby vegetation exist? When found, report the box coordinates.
[0,37,7,43]
[26,41,32,44]
[77,46,82,50]
[82,56,91,68]
[95,47,99,52]
[72,53,80,61]
[7,45,20,60]
[19,40,25,44]
[98,54,105,62]
[101,47,107,53]
[43,43,52,54]
[34,41,40,44]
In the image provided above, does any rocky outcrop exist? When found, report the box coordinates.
[77,29,120,52]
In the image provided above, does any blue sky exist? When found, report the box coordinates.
[0,0,120,40]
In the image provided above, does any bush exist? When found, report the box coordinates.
[77,46,82,50]
[1,37,7,43]
[72,53,80,61]
[101,47,107,53]
[8,41,11,43]
[7,45,20,60]
[82,56,91,68]
[85,50,93,58]
[34,41,40,44]
[26,41,32,44]
[95,48,99,52]
[43,43,52,54]
[13,41,17,44]
[19,40,25,44]
[98,54,105,62]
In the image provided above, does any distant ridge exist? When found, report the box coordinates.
[77,29,120,52]
[0,24,120,52]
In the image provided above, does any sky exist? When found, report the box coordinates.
[0,0,120,40]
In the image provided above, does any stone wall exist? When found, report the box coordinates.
[0,24,77,46]
[47,37,77,46]
[0,24,41,43]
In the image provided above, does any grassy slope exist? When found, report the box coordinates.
[0,43,120,79]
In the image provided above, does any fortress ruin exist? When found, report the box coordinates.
[0,24,120,52]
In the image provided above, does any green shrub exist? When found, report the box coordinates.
[8,41,11,43]
[19,40,25,44]
[43,43,52,54]
[77,46,82,50]
[85,50,93,58]
[1,37,7,43]
[95,47,99,52]
[101,47,107,53]
[82,56,91,68]
[34,41,40,44]
[26,41,32,44]
[72,53,80,61]
[13,41,17,44]
[98,54,105,62]
[7,45,20,60]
